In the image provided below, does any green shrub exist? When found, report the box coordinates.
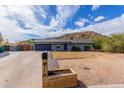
[92,33,124,53]
[71,46,81,51]
[0,46,4,53]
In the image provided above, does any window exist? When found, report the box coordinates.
[84,46,91,51]
[56,45,61,48]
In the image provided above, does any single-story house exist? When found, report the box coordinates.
[32,39,95,51]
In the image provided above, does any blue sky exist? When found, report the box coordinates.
[0,5,124,42]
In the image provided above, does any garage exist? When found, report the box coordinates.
[35,44,52,51]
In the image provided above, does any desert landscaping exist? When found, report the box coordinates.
[0,51,124,88]
[51,52,124,87]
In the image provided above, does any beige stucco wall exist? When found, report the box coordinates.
[52,43,94,51]
[68,43,94,51]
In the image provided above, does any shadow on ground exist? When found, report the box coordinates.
[75,80,87,88]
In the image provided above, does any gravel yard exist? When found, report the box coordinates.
[52,52,124,87]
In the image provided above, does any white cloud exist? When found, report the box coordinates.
[92,5,100,11]
[51,5,80,28]
[94,16,105,22]
[0,5,80,42]
[32,6,49,19]
[7,6,38,26]
[50,17,59,27]
[0,6,52,42]
[80,14,124,35]
[75,18,88,27]
[42,14,47,19]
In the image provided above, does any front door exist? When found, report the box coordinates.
[64,44,67,51]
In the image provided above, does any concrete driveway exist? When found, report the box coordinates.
[0,51,42,88]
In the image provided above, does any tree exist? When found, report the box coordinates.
[92,33,124,53]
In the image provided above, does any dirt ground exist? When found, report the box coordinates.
[0,51,42,88]
[52,52,124,87]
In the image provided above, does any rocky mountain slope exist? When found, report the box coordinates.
[53,31,106,40]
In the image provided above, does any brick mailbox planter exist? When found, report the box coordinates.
[43,68,77,88]
[42,52,77,88]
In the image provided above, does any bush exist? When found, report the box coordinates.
[101,41,112,52]
[0,46,4,53]
[92,37,105,50]
[92,33,124,53]
[71,46,81,51]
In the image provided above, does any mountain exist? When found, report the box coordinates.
[52,31,107,40]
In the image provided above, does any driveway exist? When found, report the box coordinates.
[0,51,42,88]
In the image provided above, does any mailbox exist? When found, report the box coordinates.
[42,52,48,76]
[42,52,48,60]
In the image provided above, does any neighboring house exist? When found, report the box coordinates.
[4,44,18,51]
[32,39,95,51]
[9,45,18,51]
[0,33,4,44]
